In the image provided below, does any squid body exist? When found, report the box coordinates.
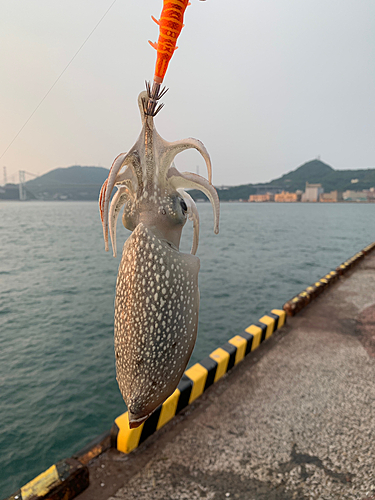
[99,90,219,428]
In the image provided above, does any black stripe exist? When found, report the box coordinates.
[110,422,120,449]
[199,356,218,390]
[267,312,279,331]
[238,331,253,355]
[139,405,162,444]
[220,342,237,371]
[254,322,268,342]
[56,460,71,481]
[176,375,193,414]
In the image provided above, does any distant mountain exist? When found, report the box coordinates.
[268,160,334,190]
[17,160,375,202]
[267,159,375,192]
[25,166,109,200]
[191,160,375,201]
[28,165,109,185]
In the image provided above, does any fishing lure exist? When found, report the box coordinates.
[147,0,206,115]
[99,90,219,428]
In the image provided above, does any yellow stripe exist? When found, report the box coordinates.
[259,315,275,339]
[21,465,60,500]
[229,335,247,364]
[159,16,183,26]
[157,389,180,430]
[271,309,286,328]
[210,348,230,382]
[245,324,263,350]
[115,412,144,453]
[185,364,208,403]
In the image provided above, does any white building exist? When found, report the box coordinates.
[301,182,324,202]
[343,190,368,202]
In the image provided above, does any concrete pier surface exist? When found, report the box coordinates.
[79,254,375,500]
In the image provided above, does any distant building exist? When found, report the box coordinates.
[274,191,301,202]
[343,190,368,202]
[249,193,275,202]
[366,188,375,202]
[320,191,343,202]
[301,182,324,202]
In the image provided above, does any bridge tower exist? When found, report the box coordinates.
[18,170,38,200]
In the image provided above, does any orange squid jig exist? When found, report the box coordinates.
[146,0,206,116]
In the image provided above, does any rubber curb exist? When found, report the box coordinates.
[110,308,286,453]
[283,241,375,317]
[4,432,111,500]
[5,458,89,500]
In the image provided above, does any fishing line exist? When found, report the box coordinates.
[0,0,118,161]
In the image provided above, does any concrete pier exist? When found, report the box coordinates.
[78,254,375,500]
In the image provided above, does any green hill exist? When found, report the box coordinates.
[26,166,109,200]
[268,159,375,192]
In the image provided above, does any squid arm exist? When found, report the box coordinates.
[160,138,212,183]
[177,188,200,255]
[99,154,138,252]
[109,184,133,258]
[167,167,219,235]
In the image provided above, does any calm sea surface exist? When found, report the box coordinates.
[1,201,375,496]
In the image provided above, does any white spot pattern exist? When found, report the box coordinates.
[114,223,200,420]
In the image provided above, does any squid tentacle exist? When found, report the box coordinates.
[168,167,220,235]
[159,137,212,183]
[100,155,139,252]
[177,188,200,255]
[109,186,133,258]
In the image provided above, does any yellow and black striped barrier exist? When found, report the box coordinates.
[283,241,375,317]
[5,458,89,500]
[110,309,286,453]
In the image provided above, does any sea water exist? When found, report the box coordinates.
[1,201,374,496]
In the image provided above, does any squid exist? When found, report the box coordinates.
[99,88,219,428]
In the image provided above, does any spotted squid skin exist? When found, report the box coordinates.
[99,90,219,428]
[114,223,200,426]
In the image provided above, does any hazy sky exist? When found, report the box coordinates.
[1,0,374,186]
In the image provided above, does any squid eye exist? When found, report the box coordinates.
[180,199,188,213]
